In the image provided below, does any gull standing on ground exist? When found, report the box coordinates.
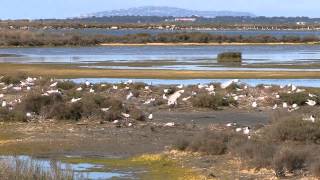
[306,99,316,106]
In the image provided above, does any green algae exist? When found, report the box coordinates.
[61,154,206,180]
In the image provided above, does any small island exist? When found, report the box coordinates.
[217,52,242,63]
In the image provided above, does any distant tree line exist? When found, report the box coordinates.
[1,16,320,30]
[0,30,319,47]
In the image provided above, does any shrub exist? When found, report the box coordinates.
[22,93,63,115]
[225,83,241,93]
[130,108,145,121]
[57,81,76,90]
[229,138,277,169]
[131,90,140,98]
[93,84,111,92]
[280,92,309,105]
[174,138,190,151]
[100,110,121,122]
[273,147,309,177]
[187,131,232,155]
[265,117,320,143]
[45,102,82,121]
[0,108,27,122]
[153,99,166,106]
[191,94,236,109]
[36,77,51,87]
[1,74,27,85]
[131,82,147,90]
[217,52,242,63]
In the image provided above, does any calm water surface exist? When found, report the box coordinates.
[0,45,319,66]
[0,155,135,180]
[70,78,320,88]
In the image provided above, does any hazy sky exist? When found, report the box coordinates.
[0,0,319,19]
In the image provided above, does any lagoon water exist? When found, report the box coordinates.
[0,155,134,180]
[0,45,320,66]
[71,78,320,88]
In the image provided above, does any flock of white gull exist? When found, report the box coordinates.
[0,76,318,134]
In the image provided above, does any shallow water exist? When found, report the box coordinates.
[70,78,320,88]
[0,155,133,180]
[0,45,320,67]
[80,65,320,71]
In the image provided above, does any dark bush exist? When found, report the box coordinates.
[192,94,236,109]
[1,74,27,85]
[100,110,121,122]
[273,147,308,177]
[217,52,242,63]
[93,84,111,92]
[265,117,320,143]
[280,92,309,105]
[174,138,190,151]
[153,99,166,106]
[57,81,76,90]
[131,90,140,98]
[50,102,83,121]
[130,108,145,121]
[229,138,277,169]
[36,77,51,87]
[130,82,147,90]
[23,93,63,115]
[225,83,241,93]
[187,131,232,155]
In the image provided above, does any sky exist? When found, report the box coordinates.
[0,0,319,19]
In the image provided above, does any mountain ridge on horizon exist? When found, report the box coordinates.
[83,6,255,18]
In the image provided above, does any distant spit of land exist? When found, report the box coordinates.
[0,30,319,47]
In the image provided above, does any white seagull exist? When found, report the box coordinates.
[176,84,183,89]
[303,115,316,123]
[71,98,82,103]
[243,127,250,135]
[101,107,111,112]
[121,113,130,118]
[272,104,278,110]
[164,122,175,127]
[306,99,316,106]
[252,102,258,108]
[148,114,153,120]
[76,87,83,91]
[1,100,7,107]
[283,102,288,108]
[126,92,133,100]
[85,80,91,87]
[50,82,58,87]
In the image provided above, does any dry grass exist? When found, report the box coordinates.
[173,112,320,177]
[1,63,320,79]
[0,157,75,180]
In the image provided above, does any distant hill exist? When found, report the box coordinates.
[84,6,255,18]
